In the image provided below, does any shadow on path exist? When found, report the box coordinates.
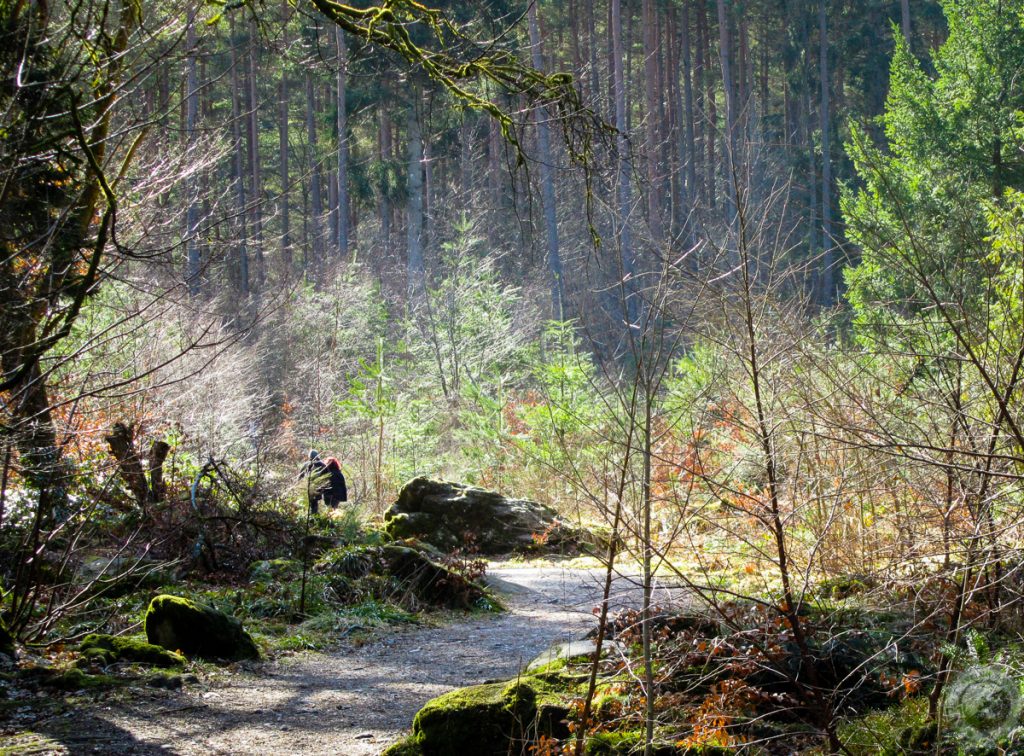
[77,565,686,755]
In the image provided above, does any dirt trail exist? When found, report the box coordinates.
[13,564,683,755]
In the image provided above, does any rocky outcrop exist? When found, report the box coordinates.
[145,595,260,662]
[383,477,582,555]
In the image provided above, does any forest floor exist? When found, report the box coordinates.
[2,562,687,755]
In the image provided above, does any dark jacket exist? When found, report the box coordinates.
[321,458,347,505]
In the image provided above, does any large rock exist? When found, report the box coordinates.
[382,677,570,756]
[526,639,625,672]
[145,595,259,662]
[383,477,580,555]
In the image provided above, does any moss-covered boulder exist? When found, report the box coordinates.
[383,477,583,555]
[145,595,260,662]
[79,633,185,668]
[380,545,500,610]
[21,666,118,691]
[317,544,501,611]
[383,677,571,756]
[0,615,15,658]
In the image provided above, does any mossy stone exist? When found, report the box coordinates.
[381,737,424,756]
[145,595,260,662]
[33,667,117,691]
[380,545,501,611]
[383,477,584,555]
[408,676,569,755]
[79,633,185,668]
[0,616,14,658]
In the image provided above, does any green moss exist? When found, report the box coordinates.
[79,633,185,668]
[381,736,425,756]
[501,680,537,717]
[145,594,260,662]
[36,668,118,691]
[383,512,418,541]
[249,558,302,581]
[585,730,643,755]
[838,697,931,755]
[585,731,700,756]
[407,675,573,755]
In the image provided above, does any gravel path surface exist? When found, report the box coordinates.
[12,564,685,755]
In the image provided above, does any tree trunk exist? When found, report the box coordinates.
[611,0,637,327]
[643,0,662,241]
[229,14,250,297]
[586,0,600,113]
[680,1,697,242]
[105,423,149,510]
[380,109,393,269]
[305,64,323,283]
[819,0,834,305]
[148,440,170,503]
[528,1,565,319]
[279,0,292,277]
[185,17,201,295]
[247,19,264,289]
[698,3,716,209]
[406,93,425,300]
[800,6,818,263]
[336,27,350,259]
[717,0,740,229]
[901,0,912,45]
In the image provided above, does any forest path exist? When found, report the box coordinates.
[27,564,683,755]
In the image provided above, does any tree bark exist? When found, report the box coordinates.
[229,14,250,297]
[643,0,662,241]
[247,19,264,289]
[586,0,600,114]
[611,0,637,327]
[185,17,201,295]
[379,108,393,268]
[528,1,565,319]
[799,6,818,263]
[148,440,170,503]
[406,93,425,300]
[698,3,716,209]
[901,0,912,46]
[336,27,350,259]
[679,1,697,242]
[819,0,834,305]
[279,0,292,277]
[305,63,323,283]
[105,423,148,510]
[717,0,740,229]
